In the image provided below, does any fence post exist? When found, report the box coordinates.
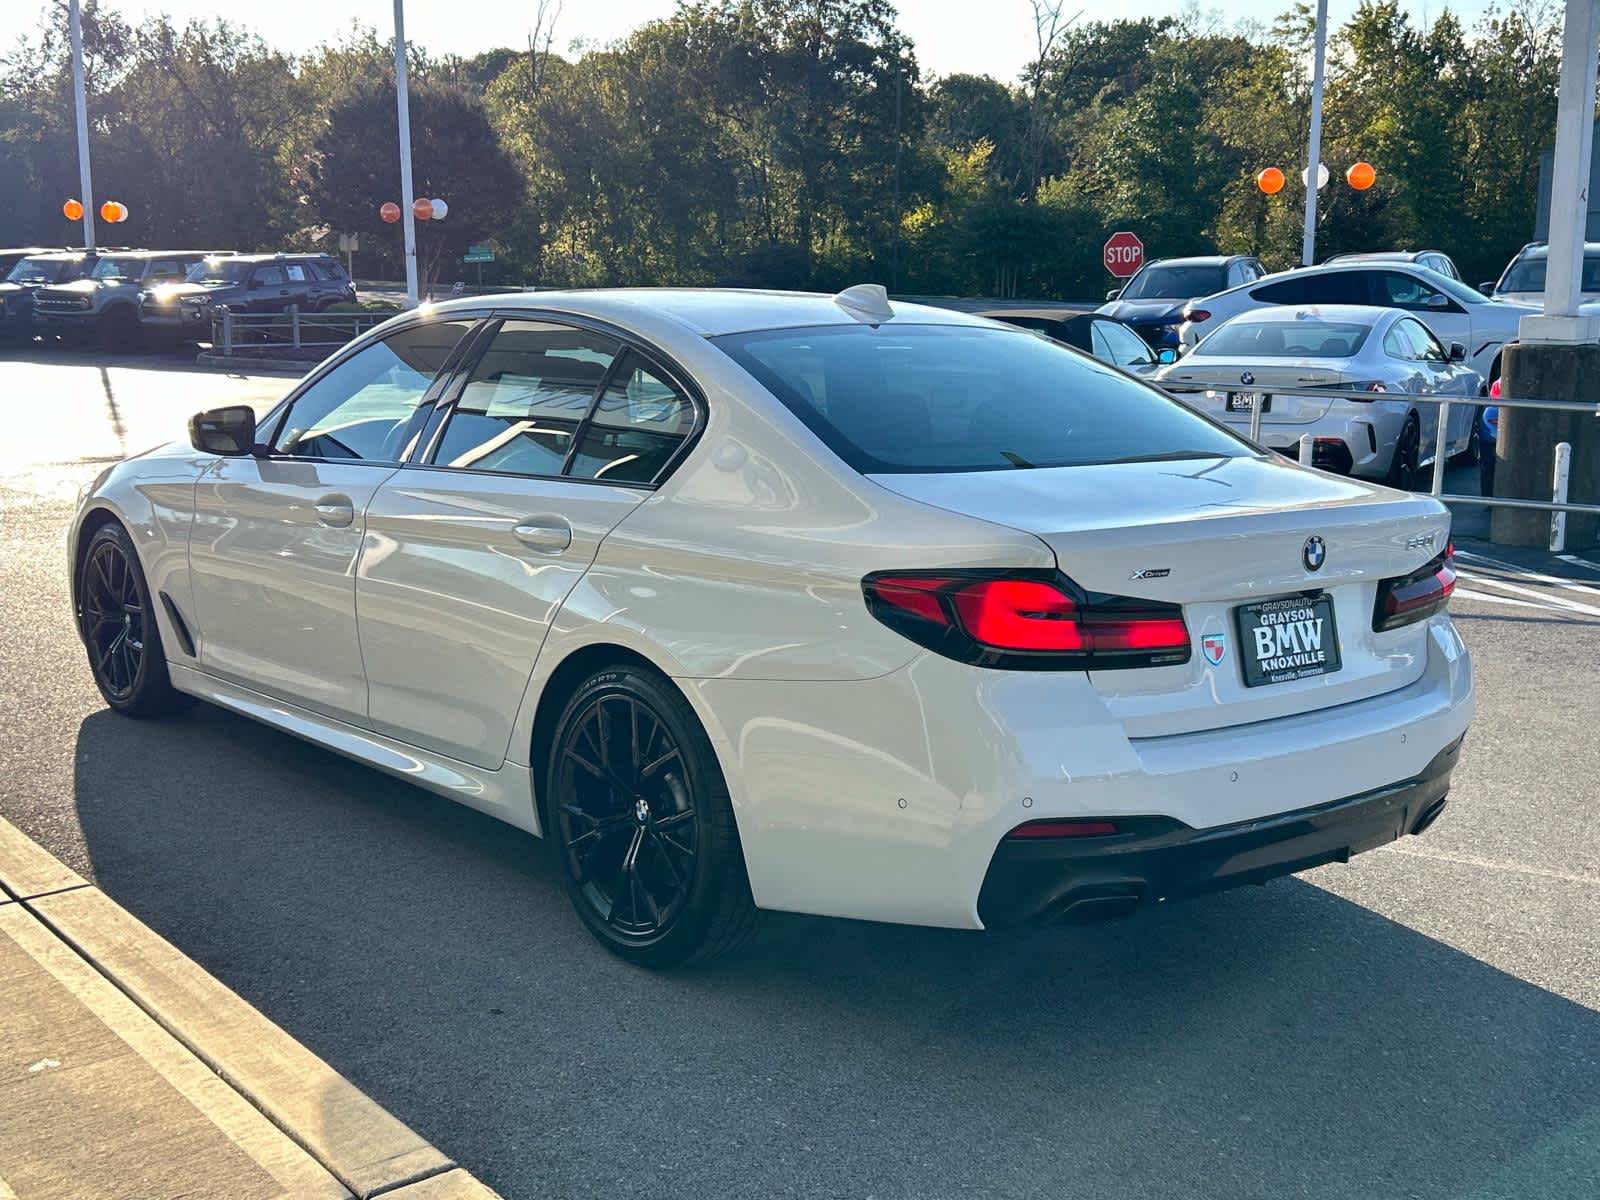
[1298,434,1314,466]
[1249,396,1263,443]
[1551,441,1572,552]
[291,306,300,349]
[221,309,232,356]
[1431,401,1451,496]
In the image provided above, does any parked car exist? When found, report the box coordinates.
[34,250,219,349]
[0,249,99,341]
[141,252,356,344]
[1158,305,1479,488]
[980,308,1165,374]
[70,285,1471,966]
[1325,250,1462,281]
[1480,240,1600,304]
[1098,254,1266,347]
[1178,262,1532,383]
[0,246,58,277]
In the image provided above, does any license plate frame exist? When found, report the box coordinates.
[1226,391,1270,413]
[1233,593,1342,687]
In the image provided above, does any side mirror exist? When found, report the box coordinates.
[1424,293,1451,310]
[1448,341,1467,362]
[1157,347,1178,365]
[1477,282,1495,296]
[189,405,257,456]
[1105,288,1123,301]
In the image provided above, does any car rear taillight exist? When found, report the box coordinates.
[1373,542,1456,631]
[862,570,1190,670]
[1183,308,1211,324]
[1489,377,1502,398]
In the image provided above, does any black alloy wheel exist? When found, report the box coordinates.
[77,523,190,716]
[1388,414,1422,490]
[548,666,757,966]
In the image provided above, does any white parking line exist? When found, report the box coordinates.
[1453,572,1600,617]
[1451,587,1551,612]
[1556,553,1600,574]
[1454,550,1600,600]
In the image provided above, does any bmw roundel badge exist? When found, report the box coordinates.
[1303,535,1326,572]
[1240,371,1255,386]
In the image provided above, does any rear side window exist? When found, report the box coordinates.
[713,323,1246,474]
[1251,273,1371,305]
[253,265,285,287]
[567,353,696,483]
[431,320,619,476]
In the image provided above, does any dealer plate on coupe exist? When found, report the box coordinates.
[1225,391,1269,413]
[1234,594,1341,687]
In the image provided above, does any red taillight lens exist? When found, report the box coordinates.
[1184,308,1211,323]
[1373,543,1455,631]
[1007,819,1119,839]
[1489,377,1502,398]
[862,571,1190,669]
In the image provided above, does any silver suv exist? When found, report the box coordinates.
[34,250,222,349]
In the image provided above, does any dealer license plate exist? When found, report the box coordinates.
[1234,594,1342,687]
[1226,391,1270,413]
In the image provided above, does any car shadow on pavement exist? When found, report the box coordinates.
[72,705,1599,1200]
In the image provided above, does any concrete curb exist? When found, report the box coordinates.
[0,816,501,1200]
[194,352,315,376]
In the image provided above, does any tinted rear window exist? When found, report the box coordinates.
[1194,319,1372,358]
[1121,265,1227,299]
[713,323,1247,474]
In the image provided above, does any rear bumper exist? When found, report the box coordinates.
[977,736,1460,926]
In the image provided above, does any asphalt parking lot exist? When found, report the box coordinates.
[2,346,1597,1199]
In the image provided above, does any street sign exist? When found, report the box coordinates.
[338,232,360,252]
[1103,231,1144,278]
[463,244,494,263]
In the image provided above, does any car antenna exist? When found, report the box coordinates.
[833,283,893,325]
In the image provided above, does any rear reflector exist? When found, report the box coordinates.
[863,570,1190,670]
[1007,819,1119,839]
[1373,542,1456,630]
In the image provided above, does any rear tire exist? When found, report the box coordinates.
[1386,414,1422,490]
[1452,420,1481,467]
[77,523,192,717]
[545,664,758,968]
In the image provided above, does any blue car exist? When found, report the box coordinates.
[1097,254,1266,347]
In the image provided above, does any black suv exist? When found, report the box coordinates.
[140,253,357,343]
[0,249,99,341]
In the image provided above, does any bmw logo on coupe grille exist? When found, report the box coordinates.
[1240,371,1255,386]
[1303,535,1327,571]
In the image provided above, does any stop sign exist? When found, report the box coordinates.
[1103,231,1145,278]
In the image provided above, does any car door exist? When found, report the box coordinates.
[246,263,291,313]
[282,263,314,310]
[357,318,699,768]
[1089,318,1157,373]
[1403,318,1476,453]
[186,318,477,723]
[1371,269,1469,357]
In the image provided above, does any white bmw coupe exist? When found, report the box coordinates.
[70,286,1473,965]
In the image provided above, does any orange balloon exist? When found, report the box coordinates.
[100,200,129,223]
[380,201,401,224]
[411,197,434,221]
[1347,161,1376,190]
[1256,167,1285,195]
[62,198,84,221]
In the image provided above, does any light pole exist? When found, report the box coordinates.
[68,0,94,249]
[1301,0,1329,267]
[393,0,419,307]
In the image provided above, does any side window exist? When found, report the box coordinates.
[1376,271,1452,312]
[1090,319,1153,368]
[253,265,286,288]
[146,259,185,283]
[567,353,697,483]
[271,320,473,461]
[1253,273,1370,305]
[1404,318,1448,361]
[285,264,311,283]
[1381,323,1413,360]
[430,321,620,477]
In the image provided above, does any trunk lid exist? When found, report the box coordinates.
[1159,357,1361,425]
[869,454,1451,736]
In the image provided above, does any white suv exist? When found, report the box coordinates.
[1178,263,1533,383]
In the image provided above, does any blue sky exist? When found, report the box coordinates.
[5,0,1500,83]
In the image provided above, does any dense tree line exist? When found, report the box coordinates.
[0,0,1566,297]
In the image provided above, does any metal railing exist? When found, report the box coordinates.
[1163,384,1600,549]
[210,308,391,357]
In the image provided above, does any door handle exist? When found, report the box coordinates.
[313,494,355,527]
[513,516,572,553]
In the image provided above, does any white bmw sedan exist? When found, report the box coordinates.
[70,287,1473,966]
[1156,305,1481,487]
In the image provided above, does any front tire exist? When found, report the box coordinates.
[77,523,191,717]
[546,665,758,967]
